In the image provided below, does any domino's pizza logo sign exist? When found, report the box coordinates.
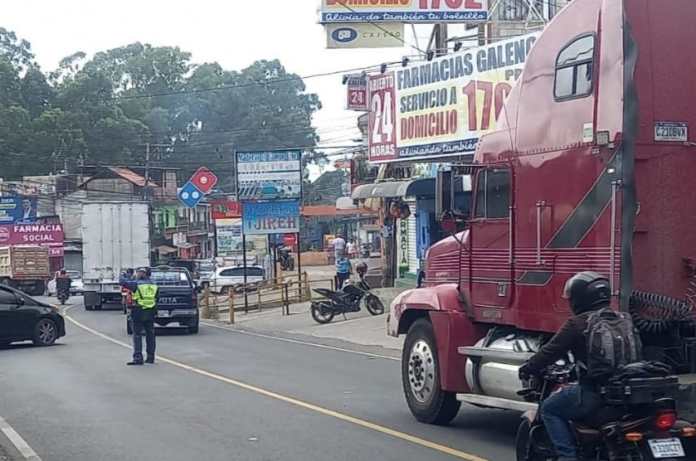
[332,27,358,44]
[178,181,204,208]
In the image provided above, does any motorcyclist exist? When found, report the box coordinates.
[55,269,72,299]
[518,271,610,461]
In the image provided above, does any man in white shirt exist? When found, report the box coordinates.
[332,234,346,259]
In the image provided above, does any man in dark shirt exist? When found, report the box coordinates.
[519,272,611,461]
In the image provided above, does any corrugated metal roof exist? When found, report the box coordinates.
[106,167,159,188]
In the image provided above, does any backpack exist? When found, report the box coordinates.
[584,308,643,381]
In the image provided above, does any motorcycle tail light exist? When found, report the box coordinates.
[682,427,696,438]
[655,411,677,431]
[625,432,643,442]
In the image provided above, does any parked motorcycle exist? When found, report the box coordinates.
[516,361,695,461]
[360,243,371,258]
[278,246,295,271]
[310,278,384,324]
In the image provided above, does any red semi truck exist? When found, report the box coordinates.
[388,0,696,425]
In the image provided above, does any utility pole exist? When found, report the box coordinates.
[144,142,150,201]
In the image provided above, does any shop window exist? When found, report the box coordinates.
[473,169,511,219]
[554,34,595,100]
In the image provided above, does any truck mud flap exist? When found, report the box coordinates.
[84,291,101,308]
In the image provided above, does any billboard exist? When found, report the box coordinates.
[0,195,37,224]
[326,23,405,49]
[345,74,368,111]
[368,32,539,162]
[236,150,302,201]
[242,201,300,236]
[0,223,64,250]
[320,0,488,23]
[210,197,242,220]
[368,73,398,162]
[215,218,243,256]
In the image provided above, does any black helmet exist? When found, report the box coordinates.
[563,271,611,314]
[355,261,368,275]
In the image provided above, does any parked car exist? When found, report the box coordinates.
[0,285,66,347]
[47,270,84,296]
[125,267,199,335]
[210,265,265,294]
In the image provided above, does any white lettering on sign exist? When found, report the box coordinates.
[655,122,688,142]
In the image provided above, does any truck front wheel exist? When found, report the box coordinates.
[402,318,460,425]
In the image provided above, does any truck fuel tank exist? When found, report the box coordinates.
[463,334,541,402]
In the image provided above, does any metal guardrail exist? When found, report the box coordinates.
[199,273,336,323]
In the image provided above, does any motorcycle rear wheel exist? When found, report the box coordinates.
[365,295,385,315]
[310,303,335,324]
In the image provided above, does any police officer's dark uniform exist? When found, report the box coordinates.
[122,268,159,365]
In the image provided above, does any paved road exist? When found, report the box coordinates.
[0,298,519,461]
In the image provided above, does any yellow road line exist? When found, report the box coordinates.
[64,311,488,461]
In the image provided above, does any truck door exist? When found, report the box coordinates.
[468,168,514,312]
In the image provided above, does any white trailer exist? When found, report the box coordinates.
[82,202,150,310]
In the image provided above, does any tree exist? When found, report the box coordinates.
[304,170,348,205]
[0,28,323,185]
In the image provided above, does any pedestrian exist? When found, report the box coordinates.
[345,239,356,259]
[332,233,346,259]
[335,256,352,290]
[121,267,159,366]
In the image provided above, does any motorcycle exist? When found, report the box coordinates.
[278,246,295,271]
[360,243,371,258]
[516,362,695,461]
[56,278,71,305]
[310,277,384,324]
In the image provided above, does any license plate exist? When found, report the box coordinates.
[157,310,170,318]
[649,438,685,458]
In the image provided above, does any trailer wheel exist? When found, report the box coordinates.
[402,318,460,425]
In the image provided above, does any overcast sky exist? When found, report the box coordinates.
[2,0,439,173]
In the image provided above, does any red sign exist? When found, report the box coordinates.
[190,167,218,194]
[0,223,64,247]
[346,74,368,111]
[210,198,241,220]
[368,72,398,162]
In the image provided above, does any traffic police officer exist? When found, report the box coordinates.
[122,267,159,365]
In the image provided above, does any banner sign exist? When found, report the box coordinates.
[236,150,302,201]
[320,0,488,23]
[210,197,242,220]
[242,201,300,235]
[368,32,539,162]
[0,223,64,247]
[0,195,37,224]
[368,73,398,162]
[327,23,405,49]
[346,74,368,111]
[215,218,243,256]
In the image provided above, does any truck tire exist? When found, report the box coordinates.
[402,318,460,425]
[188,317,199,334]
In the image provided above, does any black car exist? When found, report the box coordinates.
[0,285,66,347]
[126,267,199,335]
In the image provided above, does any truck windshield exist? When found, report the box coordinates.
[150,271,191,286]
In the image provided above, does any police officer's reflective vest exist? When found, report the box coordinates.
[132,283,158,310]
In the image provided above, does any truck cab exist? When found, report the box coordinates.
[389,0,696,425]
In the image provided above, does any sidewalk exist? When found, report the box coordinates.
[206,287,408,353]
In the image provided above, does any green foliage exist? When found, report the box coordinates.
[0,28,322,185]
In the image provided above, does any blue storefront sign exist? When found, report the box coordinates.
[242,201,300,236]
[0,195,37,224]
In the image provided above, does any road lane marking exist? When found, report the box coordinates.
[0,416,42,461]
[200,321,400,361]
[64,310,487,461]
